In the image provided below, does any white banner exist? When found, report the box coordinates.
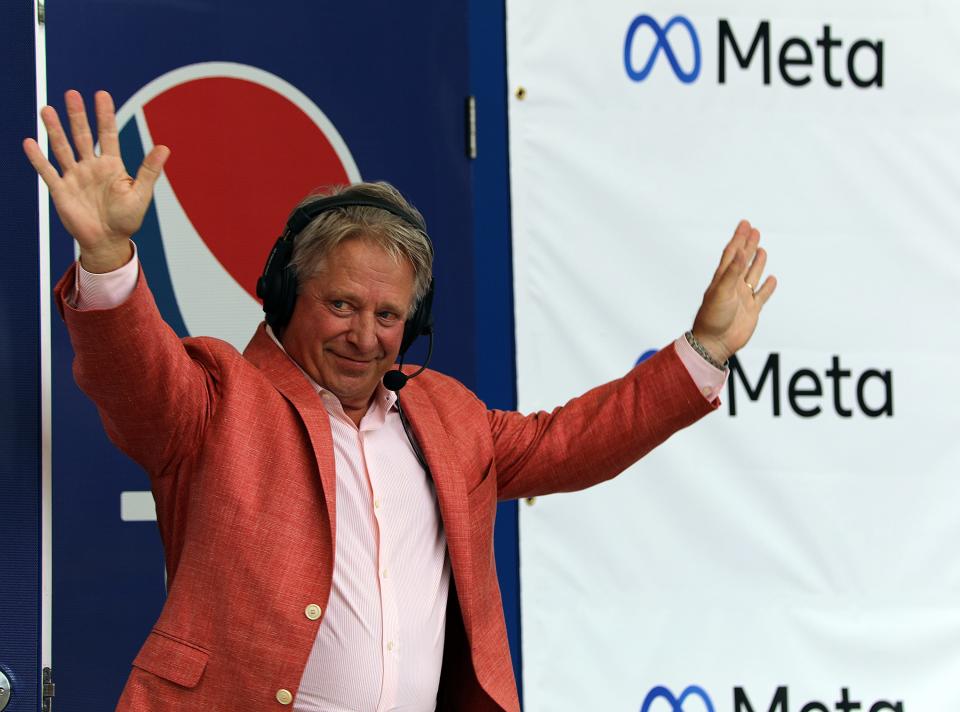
[508,2,960,710]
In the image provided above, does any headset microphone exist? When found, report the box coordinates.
[383,329,434,392]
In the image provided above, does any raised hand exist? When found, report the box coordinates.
[22,89,170,273]
[691,219,777,364]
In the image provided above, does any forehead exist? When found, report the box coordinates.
[311,237,414,300]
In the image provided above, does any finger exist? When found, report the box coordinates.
[743,227,761,271]
[712,219,752,281]
[22,138,63,189]
[40,105,77,169]
[717,246,748,292]
[712,221,749,280]
[133,145,171,198]
[65,89,96,160]
[95,90,120,157]
[754,275,777,308]
[745,246,767,289]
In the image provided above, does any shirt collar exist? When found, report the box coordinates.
[264,324,398,419]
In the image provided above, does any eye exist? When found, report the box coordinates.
[329,299,351,313]
[377,310,400,323]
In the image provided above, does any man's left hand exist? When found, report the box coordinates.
[691,219,777,365]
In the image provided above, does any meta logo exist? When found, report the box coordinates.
[728,353,893,418]
[624,15,701,84]
[633,351,893,418]
[624,15,883,88]
[735,686,902,712]
[641,686,903,712]
[641,685,714,711]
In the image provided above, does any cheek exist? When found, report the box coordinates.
[311,313,348,343]
[382,326,406,355]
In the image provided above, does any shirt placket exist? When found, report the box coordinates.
[359,423,401,712]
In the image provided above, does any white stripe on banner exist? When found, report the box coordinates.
[508,1,960,710]
[120,491,157,522]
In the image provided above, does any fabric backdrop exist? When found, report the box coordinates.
[508,1,960,710]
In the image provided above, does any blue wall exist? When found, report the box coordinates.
[0,2,520,708]
[41,0,523,708]
[469,0,522,698]
[0,3,41,710]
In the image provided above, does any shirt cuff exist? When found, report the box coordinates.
[72,243,140,311]
[673,335,728,402]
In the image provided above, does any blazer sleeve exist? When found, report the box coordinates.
[54,263,221,476]
[486,344,717,501]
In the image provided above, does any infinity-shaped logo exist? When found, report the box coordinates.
[640,685,715,712]
[624,15,701,84]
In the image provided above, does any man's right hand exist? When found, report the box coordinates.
[22,89,170,273]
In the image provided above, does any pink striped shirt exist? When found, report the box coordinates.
[265,328,450,712]
[73,247,726,712]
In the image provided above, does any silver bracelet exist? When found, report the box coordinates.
[684,331,728,371]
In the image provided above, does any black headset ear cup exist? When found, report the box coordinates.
[276,264,298,328]
[400,277,434,356]
[257,237,298,328]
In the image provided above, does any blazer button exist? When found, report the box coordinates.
[304,604,322,621]
[276,689,293,705]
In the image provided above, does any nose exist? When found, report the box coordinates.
[346,311,378,354]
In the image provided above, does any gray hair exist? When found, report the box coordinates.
[288,182,433,315]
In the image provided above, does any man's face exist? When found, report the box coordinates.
[281,237,414,421]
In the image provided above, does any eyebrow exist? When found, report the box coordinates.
[321,288,408,316]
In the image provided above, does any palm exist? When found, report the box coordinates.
[692,220,776,363]
[23,90,169,271]
[52,154,147,246]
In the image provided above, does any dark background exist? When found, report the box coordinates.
[1,0,518,710]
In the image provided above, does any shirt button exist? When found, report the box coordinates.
[701,386,713,398]
[304,604,322,621]
[276,689,293,705]
[386,641,395,651]
[382,569,389,579]
[374,498,381,509]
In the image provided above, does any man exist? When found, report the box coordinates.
[24,90,775,712]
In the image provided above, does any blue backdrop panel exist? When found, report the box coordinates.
[46,2,490,708]
[468,0,522,695]
[0,3,40,711]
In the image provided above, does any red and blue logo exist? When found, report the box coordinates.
[110,63,360,349]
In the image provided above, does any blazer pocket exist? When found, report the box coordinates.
[132,629,210,689]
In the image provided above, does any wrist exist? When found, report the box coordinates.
[78,240,134,274]
[687,330,731,369]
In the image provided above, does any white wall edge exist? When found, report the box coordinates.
[35,0,52,672]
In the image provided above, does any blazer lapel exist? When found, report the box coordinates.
[243,324,338,542]
[398,383,477,635]
[242,330,476,638]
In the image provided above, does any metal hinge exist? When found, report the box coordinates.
[41,667,55,712]
[37,0,45,24]
[466,95,477,159]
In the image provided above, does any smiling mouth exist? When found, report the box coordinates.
[330,352,376,367]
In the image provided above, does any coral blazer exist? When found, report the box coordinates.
[55,266,715,712]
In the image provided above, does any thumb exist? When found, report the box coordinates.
[134,144,170,199]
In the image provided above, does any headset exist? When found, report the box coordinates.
[256,190,435,369]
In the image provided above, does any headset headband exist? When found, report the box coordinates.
[284,195,429,241]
